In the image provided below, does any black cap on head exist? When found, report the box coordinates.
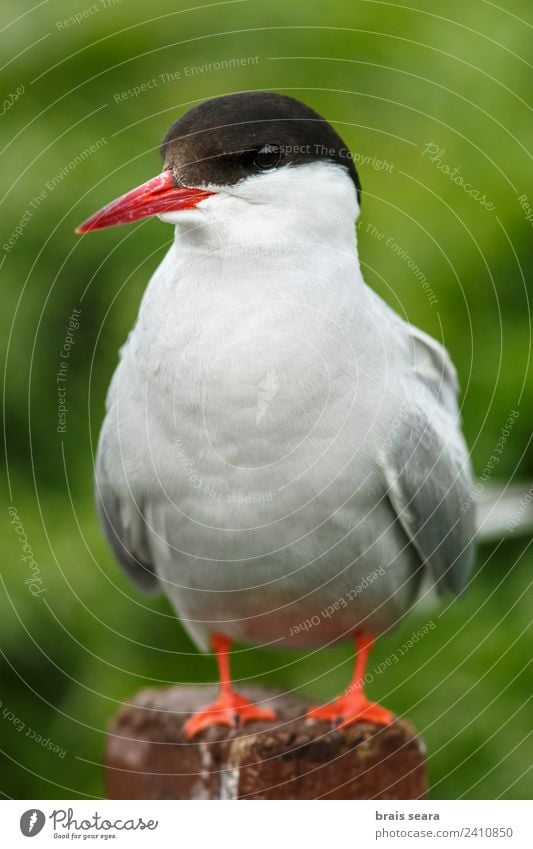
[161,92,362,204]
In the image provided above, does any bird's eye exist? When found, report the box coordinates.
[252,144,281,170]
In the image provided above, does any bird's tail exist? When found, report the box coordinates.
[476,481,533,542]
[413,480,532,612]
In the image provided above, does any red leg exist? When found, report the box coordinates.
[183,634,277,739]
[306,633,394,728]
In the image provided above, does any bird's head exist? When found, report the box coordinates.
[75,92,362,240]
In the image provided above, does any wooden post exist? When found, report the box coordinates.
[106,686,427,800]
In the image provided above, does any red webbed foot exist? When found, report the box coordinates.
[183,689,276,738]
[306,692,393,728]
[306,632,394,729]
[183,633,276,739]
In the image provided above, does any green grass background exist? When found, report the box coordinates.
[1,0,532,798]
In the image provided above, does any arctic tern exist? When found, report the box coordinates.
[77,92,476,737]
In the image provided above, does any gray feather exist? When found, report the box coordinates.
[380,328,476,596]
[95,460,160,596]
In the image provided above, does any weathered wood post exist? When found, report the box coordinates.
[106,686,427,799]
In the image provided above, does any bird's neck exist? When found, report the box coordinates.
[171,162,361,261]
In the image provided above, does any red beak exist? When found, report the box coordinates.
[75,170,214,233]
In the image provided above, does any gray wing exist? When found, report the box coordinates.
[380,326,476,595]
[95,438,160,596]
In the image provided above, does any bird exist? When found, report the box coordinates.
[77,91,476,738]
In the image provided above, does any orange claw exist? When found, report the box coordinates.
[183,689,276,738]
[183,633,276,739]
[306,693,393,728]
[306,632,394,728]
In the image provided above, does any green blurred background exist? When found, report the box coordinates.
[1,0,532,799]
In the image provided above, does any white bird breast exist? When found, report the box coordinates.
[99,163,447,650]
